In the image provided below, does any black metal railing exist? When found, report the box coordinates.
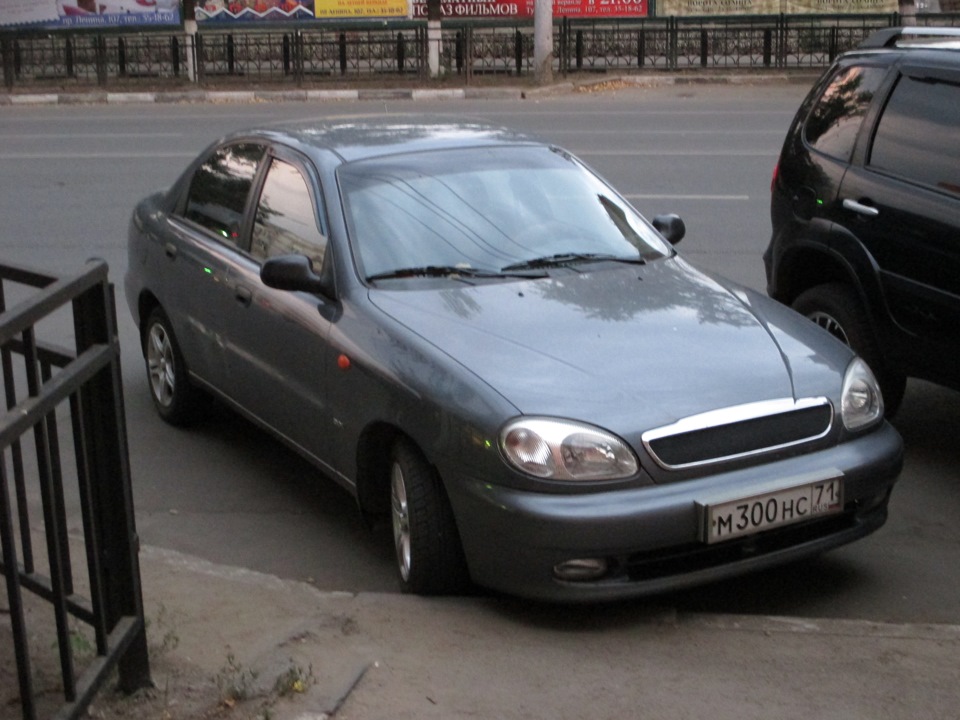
[0,260,150,720]
[2,13,959,90]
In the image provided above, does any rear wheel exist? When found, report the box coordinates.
[792,283,905,416]
[390,438,469,595]
[144,307,199,426]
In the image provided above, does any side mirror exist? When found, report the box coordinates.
[652,214,685,245]
[261,254,330,296]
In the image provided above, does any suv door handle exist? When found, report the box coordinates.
[842,198,880,218]
[234,286,253,307]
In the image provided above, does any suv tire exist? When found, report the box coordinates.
[792,283,906,417]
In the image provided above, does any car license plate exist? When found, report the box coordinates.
[699,477,843,544]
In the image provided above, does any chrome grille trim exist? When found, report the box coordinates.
[641,397,834,471]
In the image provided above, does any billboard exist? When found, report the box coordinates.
[0,0,182,29]
[659,0,896,13]
[195,0,408,21]
[409,0,647,17]
[196,0,646,20]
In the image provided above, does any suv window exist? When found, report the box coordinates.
[183,143,265,243]
[869,75,960,197]
[803,65,887,161]
[251,158,327,269]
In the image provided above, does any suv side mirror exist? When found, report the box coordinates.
[261,254,331,296]
[652,214,686,245]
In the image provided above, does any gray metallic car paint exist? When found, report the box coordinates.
[125,120,903,601]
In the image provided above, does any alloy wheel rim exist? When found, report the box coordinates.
[147,324,176,407]
[391,463,411,582]
[808,311,850,345]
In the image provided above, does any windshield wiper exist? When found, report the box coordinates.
[366,265,546,283]
[501,253,646,272]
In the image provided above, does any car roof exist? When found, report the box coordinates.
[227,117,545,164]
[859,26,960,51]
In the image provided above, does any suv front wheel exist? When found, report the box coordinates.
[792,283,906,417]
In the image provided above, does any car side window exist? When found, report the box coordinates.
[183,143,265,244]
[251,158,327,270]
[869,75,960,197]
[803,65,886,161]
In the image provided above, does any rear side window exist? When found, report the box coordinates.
[803,65,887,161]
[869,75,960,197]
[184,143,265,243]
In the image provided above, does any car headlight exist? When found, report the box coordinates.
[500,418,639,481]
[841,358,884,431]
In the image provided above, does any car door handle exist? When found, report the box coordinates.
[234,286,253,307]
[842,198,880,218]
[164,242,178,259]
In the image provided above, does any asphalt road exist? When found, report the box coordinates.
[1,84,958,624]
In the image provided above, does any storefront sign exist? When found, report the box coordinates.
[409,0,647,17]
[659,0,895,13]
[195,0,408,21]
[0,0,182,29]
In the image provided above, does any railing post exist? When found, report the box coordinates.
[339,31,347,75]
[96,34,108,85]
[700,28,708,67]
[295,30,304,84]
[465,26,473,84]
[227,33,235,74]
[669,16,677,69]
[171,35,181,77]
[763,27,772,67]
[515,29,523,75]
[397,31,405,73]
[195,32,205,82]
[283,33,291,74]
[576,29,583,70]
[66,36,75,78]
[456,30,463,74]
[118,36,127,77]
[638,27,645,68]
[2,34,13,90]
[72,279,151,696]
[1,469,35,720]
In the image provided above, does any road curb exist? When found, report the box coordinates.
[0,72,819,106]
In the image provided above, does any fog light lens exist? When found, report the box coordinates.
[553,558,608,582]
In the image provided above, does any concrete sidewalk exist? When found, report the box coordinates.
[86,544,960,720]
[0,71,820,107]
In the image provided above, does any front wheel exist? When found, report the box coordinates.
[390,439,469,595]
[792,283,905,416]
[143,307,199,426]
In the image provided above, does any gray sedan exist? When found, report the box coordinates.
[124,119,902,601]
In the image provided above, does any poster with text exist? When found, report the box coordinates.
[195,0,406,21]
[409,0,646,18]
[1,0,182,29]
[659,0,894,13]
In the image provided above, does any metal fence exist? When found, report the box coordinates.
[0,260,150,720]
[2,13,957,90]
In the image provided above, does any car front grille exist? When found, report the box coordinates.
[641,398,833,471]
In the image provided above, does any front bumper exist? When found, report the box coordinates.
[446,422,902,602]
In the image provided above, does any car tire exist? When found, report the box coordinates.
[390,438,470,595]
[143,307,199,426]
[792,283,906,416]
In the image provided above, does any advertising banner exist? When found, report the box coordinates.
[659,0,895,13]
[0,0,182,29]
[409,0,647,18]
[195,0,408,21]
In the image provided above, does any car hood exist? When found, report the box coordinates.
[368,258,846,431]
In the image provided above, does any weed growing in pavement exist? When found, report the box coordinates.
[273,660,315,697]
[215,651,259,705]
[145,603,181,658]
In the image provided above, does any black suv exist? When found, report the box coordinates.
[765,27,960,415]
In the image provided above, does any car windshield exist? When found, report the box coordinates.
[338,145,672,282]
